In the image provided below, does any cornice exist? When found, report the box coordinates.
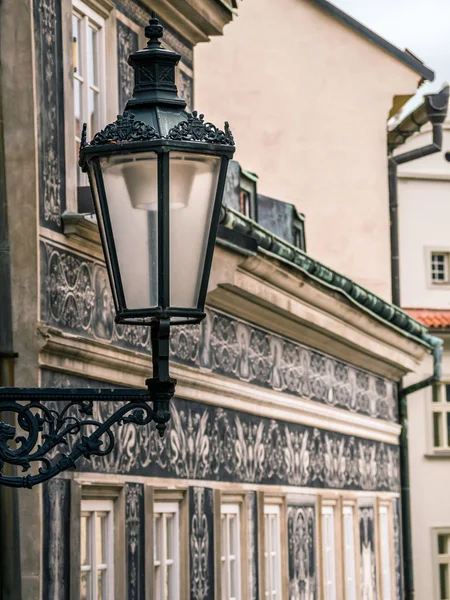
[38,325,400,445]
[135,0,235,44]
[208,246,428,380]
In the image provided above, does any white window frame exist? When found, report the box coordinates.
[433,527,450,600]
[221,503,242,600]
[425,247,450,289]
[264,504,282,600]
[80,498,115,600]
[321,504,337,600]
[378,505,393,600]
[153,501,180,600]
[342,505,357,600]
[72,0,107,187]
[430,383,450,453]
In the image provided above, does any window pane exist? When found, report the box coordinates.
[229,515,237,554]
[81,515,89,566]
[434,413,443,447]
[81,570,90,600]
[88,26,98,86]
[72,15,82,75]
[379,508,392,600]
[440,563,449,600]
[154,516,161,562]
[97,569,105,600]
[343,510,356,600]
[166,514,175,561]
[89,89,99,137]
[439,534,449,555]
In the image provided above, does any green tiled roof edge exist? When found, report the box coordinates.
[219,205,432,348]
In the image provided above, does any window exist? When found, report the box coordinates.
[239,169,258,220]
[221,504,241,600]
[154,502,180,600]
[321,505,337,600]
[264,504,282,599]
[378,506,392,600]
[437,531,450,600]
[431,252,450,284]
[431,384,450,451]
[80,499,114,600]
[342,506,357,600]
[72,0,106,190]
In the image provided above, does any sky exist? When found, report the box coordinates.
[331,0,450,105]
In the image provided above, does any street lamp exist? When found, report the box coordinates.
[0,14,235,488]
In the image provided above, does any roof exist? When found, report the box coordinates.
[308,0,434,81]
[405,309,450,330]
[218,204,434,349]
[388,86,449,153]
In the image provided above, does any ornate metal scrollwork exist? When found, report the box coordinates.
[89,111,161,146]
[0,388,159,488]
[167,111,235,146]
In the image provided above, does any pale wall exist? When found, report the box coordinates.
[406,342,450,599]
[195,0,423,300]
[398,125,450,309]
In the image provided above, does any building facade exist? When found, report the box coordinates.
[395,119,450,599]
[0,1,439,600]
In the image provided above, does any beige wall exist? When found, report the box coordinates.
[406,341,450,599]
[397,125,450,597]
[398,124,450,309]
[195,0,423,300]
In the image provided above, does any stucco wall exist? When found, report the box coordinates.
[406,342,450,599]
[195,0,423,300]
[398,125,450,309]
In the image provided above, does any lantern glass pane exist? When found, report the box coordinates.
[169,152,221,308]
[99,152,159,310]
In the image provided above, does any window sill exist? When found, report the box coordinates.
[425,451,450,459]
[62,211,102,257]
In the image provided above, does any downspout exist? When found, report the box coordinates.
[388,86,449,600]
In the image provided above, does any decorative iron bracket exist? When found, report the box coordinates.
[0,322,177,488]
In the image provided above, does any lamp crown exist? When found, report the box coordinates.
[145,12,164,48]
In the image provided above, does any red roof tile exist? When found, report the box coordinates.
[405,308,450,329]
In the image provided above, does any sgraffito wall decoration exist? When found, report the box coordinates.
[359,506,377,600]
[126,483,145,600]
[117,20,139,112]
[247,491,259,600]
[40,240,398,423]
[34,0,66,230]
[40,370,400,492]
[189,487,214,600]
[43,478,71,600]
[287,505,317,599]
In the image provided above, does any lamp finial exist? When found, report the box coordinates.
[145,12,164,48]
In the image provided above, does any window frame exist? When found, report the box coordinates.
[70,483,126,600]
[80,498,115,599]
[146,487,189,600]
[263,503,283,600]
[341,500,360,600]
[433,527,450,600]
[320,497,343,600]
[376,501,394,600]
[220,502,242,600]
[425,247,450,289]
[153,500,181,600]
[72,0,107,189]
[430,383,450,454]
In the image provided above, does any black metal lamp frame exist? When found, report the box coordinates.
[0,13,235,488]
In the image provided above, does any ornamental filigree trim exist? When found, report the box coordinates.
[0,389,156,488]
[87,111,161,146]
[167,111,235,146]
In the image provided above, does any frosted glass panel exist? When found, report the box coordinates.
[169,153,221,308]
[99,153,158,309]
